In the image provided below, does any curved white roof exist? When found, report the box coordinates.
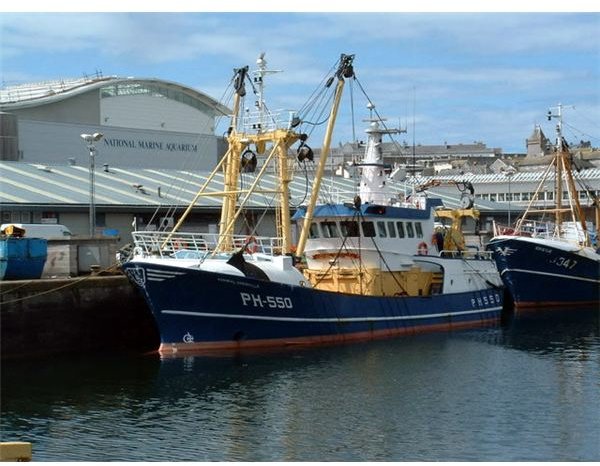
[0,75,231,116]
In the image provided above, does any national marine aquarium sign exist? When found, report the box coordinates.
[103,137,199,153]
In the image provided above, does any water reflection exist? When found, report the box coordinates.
[1,308,599,461]
[502,307,599,354]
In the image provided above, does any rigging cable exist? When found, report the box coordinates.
[145,78,236,233]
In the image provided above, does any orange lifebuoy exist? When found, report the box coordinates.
[417,241,428,255]
[245,236,259,254]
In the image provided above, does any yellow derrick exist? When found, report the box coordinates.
[303,267,442,297]
[435,207,479,252]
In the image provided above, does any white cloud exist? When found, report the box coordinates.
[1,12,597,153]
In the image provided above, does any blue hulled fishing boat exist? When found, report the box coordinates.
[487,104,600,309]
[122,54,503,354]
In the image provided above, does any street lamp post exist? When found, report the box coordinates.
[80,132,104,237]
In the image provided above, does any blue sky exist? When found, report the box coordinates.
[1,10,599,153]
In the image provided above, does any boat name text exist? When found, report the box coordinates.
[240,292,293,309]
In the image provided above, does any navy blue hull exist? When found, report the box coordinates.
[123,262,503,353]
[487,237,600,309]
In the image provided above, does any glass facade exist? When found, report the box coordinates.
[100,82,213,114]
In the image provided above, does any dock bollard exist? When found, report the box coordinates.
[0,442,32,461]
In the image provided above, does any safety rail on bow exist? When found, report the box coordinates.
[492,219,594,245]
[131,231,283,258]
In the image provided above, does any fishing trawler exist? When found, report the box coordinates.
[121,54,503,354]
[487,104,600,309]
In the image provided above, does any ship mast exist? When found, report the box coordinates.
[513,104,592,246]
[215,55,300,254]
[547,103,589,245]
[296,54,355,257]
[355,104,405,205]
[161,55,301,254]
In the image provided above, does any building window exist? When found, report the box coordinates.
[96,212,106,228]
[100,82,212,114]
[41,212,58,224]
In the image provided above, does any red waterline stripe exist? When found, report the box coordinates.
[157,317,499,355]
[515,300,599,311]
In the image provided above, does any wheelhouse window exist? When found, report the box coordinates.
[406,222,415,238]
[415,222,423,238]
[388,221,397,238]
[361,221,376,237]
[321,221,339,238]
[377,221,387,238]
[340,220,360,237]
[309,222,320,238]
[396,221,405,238]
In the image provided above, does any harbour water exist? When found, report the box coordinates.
[1,307,599,461]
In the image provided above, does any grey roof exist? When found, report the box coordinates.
[332,141,501,158]
[414,168,600,185]
[0,161,502,212]
[0,75,231,116]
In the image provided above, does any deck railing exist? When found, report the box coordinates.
[492,220,595,246]
[131,231,283,259]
